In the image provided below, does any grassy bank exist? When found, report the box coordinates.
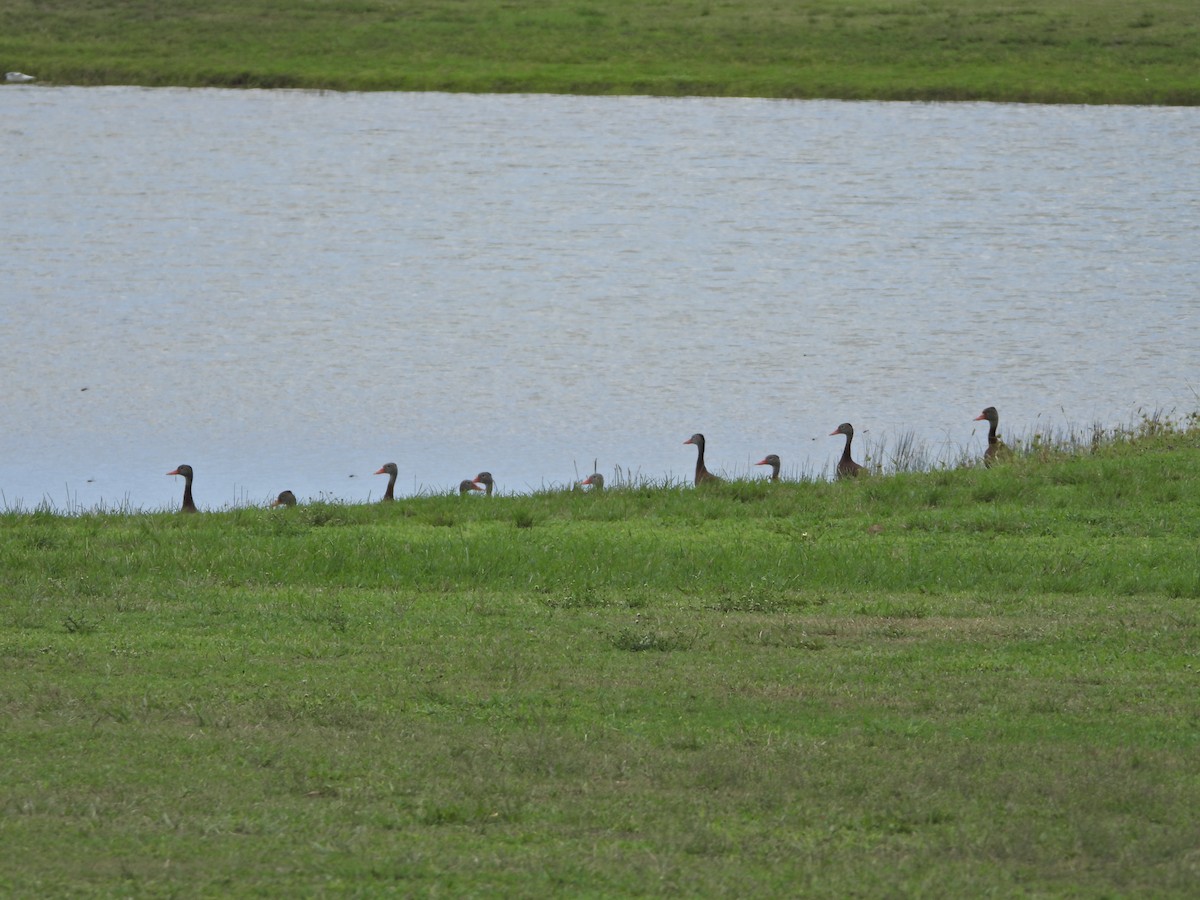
[2,0,1199,104]
[2,420,1198,894]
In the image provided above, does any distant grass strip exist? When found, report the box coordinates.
[2,0,1199,103]
[1,415,1198,894]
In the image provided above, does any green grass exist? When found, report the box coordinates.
[2,0,1199,103]
[2,419,1199,894]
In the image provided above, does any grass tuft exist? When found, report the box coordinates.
[607,624,701,652]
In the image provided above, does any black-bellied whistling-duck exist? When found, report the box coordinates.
[375,462,398,501]
[684,433,722,485]
[974,406,1011,467]
[166,464,197,512]
[755,454,781,482]
[459,479,483,496]
[581,473,604,490]
[830,424,864,479]
[272,490,297,508]
[472,472,495,496]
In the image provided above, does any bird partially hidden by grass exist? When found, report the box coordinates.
[472,472,495,496]
[974,406,1013,467]
[829,424,864,479]
[684,433,723,485]
[754,454,781,482]
[374,462,398,501]
[166,464,198,512]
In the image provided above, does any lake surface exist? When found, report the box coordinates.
[1,87,1197,510]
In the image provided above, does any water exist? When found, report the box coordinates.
[1,87,1197,510]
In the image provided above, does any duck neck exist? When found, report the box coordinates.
[181,476,196,512]
[384,473,396,501]
[840,432,855,465]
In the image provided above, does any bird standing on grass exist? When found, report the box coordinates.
[830,424,864,479]
[755,454,781,482]
[166,464,198,512]
[684,433,722,485]
[375,462,398,501]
